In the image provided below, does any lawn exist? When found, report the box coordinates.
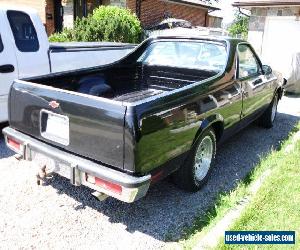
[217,126,300,249]
[180,122,300,249]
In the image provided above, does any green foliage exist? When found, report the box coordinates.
[49,6,142,43]
[228,13,249,39]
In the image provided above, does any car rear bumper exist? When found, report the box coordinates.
[3,126,151,203]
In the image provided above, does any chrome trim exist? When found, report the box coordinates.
[2,127,151,203]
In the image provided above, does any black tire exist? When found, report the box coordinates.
[172,128,216,192]
[258,93,278,129]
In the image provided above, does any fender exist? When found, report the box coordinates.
[192,113,224,146]
[274,77,286,100]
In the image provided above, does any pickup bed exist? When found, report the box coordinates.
[3,36,283,203]
[0,6,134,122]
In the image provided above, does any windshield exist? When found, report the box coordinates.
[138,41,227,72]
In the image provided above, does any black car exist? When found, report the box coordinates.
[3,36,284,202]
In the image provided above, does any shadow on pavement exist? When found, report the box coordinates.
[43,110,300,242]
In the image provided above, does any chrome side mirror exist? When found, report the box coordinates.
[262,65,272,75]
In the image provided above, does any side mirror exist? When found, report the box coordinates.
[262,65,272,75]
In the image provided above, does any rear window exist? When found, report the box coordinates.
[138,41,227,72]
[0,35,3,52]
[7,10,39,52]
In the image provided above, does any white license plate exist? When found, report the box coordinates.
[32,152,71,179]
[41,110,69,146]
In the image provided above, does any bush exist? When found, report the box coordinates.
[49,6,142,43]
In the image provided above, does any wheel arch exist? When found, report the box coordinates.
[192,114,224,146]
[276,78,286,100]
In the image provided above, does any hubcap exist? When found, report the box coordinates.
[194,135,213,182]
[271,96,278,122]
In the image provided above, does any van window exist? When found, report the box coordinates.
[0,35,3,52]
[7,10,39,52]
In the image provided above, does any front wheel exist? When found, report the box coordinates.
[172,129,216,191]
[258,93,278,128]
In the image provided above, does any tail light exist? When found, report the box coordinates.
[86,174,122,194]
[7,137,22,152]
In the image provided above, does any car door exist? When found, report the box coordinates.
[237,43,274,123]
[0,12,18,122]
[6,10,49,78]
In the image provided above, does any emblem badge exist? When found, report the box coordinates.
[49,100,60,109]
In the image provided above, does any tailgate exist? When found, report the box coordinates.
[9,80,126,169]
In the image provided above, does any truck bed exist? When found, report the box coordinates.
[26,63,216,103]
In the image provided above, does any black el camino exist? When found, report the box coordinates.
[3,36,284,203]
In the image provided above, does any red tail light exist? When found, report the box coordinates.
[7,137,21,151]
[86,174,122,194]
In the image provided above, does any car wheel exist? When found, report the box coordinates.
[172,128,216,191]
[258,93,278,129]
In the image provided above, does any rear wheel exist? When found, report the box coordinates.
[258,93,278,128]
[172,129,216,191]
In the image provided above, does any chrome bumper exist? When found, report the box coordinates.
[3,127,151,203]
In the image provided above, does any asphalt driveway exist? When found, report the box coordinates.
[0,96,299,249]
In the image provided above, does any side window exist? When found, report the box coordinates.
[238,44,261,78]
[7,10,39,52]
[0,35,3,53]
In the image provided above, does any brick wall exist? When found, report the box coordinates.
[45,0,55,35]
[1,0,57,35]
[127,0,207,28]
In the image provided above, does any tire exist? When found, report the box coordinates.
[172,128,216,192]
[258,93,278,129]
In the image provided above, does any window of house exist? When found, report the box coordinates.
[237,44,261,78]
[7,10,39,52]
[74,0,101,19]
[139,41,227,72]
[0,35,3,53]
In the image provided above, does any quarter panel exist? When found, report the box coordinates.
[130,72,242,174]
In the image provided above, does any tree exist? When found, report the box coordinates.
[228,13,249,39]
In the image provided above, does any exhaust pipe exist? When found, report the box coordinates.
[92,191,109,201]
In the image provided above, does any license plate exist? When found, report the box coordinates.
[32,152,71,179]
[40,110,69,146]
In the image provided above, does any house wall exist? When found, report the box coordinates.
[45,0,55,35]
[0,0,46,22]
[0,0,55,34]
[207,15,222,28]
[127,0,207,28]
[248,6,300,55]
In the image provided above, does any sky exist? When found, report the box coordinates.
[220,0,236,24]
[213,0,236,26]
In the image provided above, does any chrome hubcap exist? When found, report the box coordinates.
[271,96,278,122]
[194,136,213,181]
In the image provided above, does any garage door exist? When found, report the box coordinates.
[262,16,300,77]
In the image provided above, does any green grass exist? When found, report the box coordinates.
[180,122,300,249]
[216,128,300,249]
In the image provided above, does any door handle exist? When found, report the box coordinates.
[0,64,15,73]
[252,78,263,86]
